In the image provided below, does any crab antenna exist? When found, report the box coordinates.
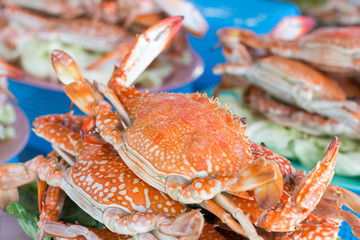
[110,16,183,88]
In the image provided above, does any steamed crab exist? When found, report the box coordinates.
[217,16,360,77]
[1,112,205,240]
[213,52,360,137]
[48,16,360,239]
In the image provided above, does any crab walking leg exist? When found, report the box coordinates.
[44,222,225,240]
[102,208,204,237]
[51,50,131,131]
[44,222,136,240]
[199,200,247,237]
[33,113,90,156]
[315,185,360,238]
[211,194,262,240]
[37,185,66,240]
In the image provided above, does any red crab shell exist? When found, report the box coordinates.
[116,89,253,180]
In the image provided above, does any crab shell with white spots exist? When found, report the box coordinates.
[111,89,253,192]
[271,26,360,76]
[59,139,187,224]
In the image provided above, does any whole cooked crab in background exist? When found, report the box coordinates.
[218,15,360,78]
[44,15,360,239]
[0,0,208,89]
[211,15,360,177]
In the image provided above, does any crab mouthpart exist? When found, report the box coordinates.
[81,117,107,145]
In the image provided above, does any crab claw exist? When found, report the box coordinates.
[159,209,204,238]
[153,0,208,38]
[51,50,104,116]
[51,50,84,85]
[270,16,316,41]
[259,137,340,232]
[0,163,37,190]
[110,15,183,88]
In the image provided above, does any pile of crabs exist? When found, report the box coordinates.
[1,17,360,240]
[0,0,208,87]
[212,15,360,177]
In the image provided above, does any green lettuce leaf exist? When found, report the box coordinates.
[7,182,104,239]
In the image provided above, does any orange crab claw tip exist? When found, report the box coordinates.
[51,50,84,85]
[0,60,23,79]
[160,209,204,237]
[322,136,340,166]
[271,16,316,41]
[145,15,184,43]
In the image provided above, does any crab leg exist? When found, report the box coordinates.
[244,86,359,138]
[199,199,247,237]
[33,113,90,156]
[278,213,340,240]
[314,185,360,238]
[214,59,360,133]
[109,15,183,88]
[44,222,225,240]
[102,208,203,238]
[256,137,339,232]
[37,185,66,240]
[44,222,135,240]
[211,194,262,240]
